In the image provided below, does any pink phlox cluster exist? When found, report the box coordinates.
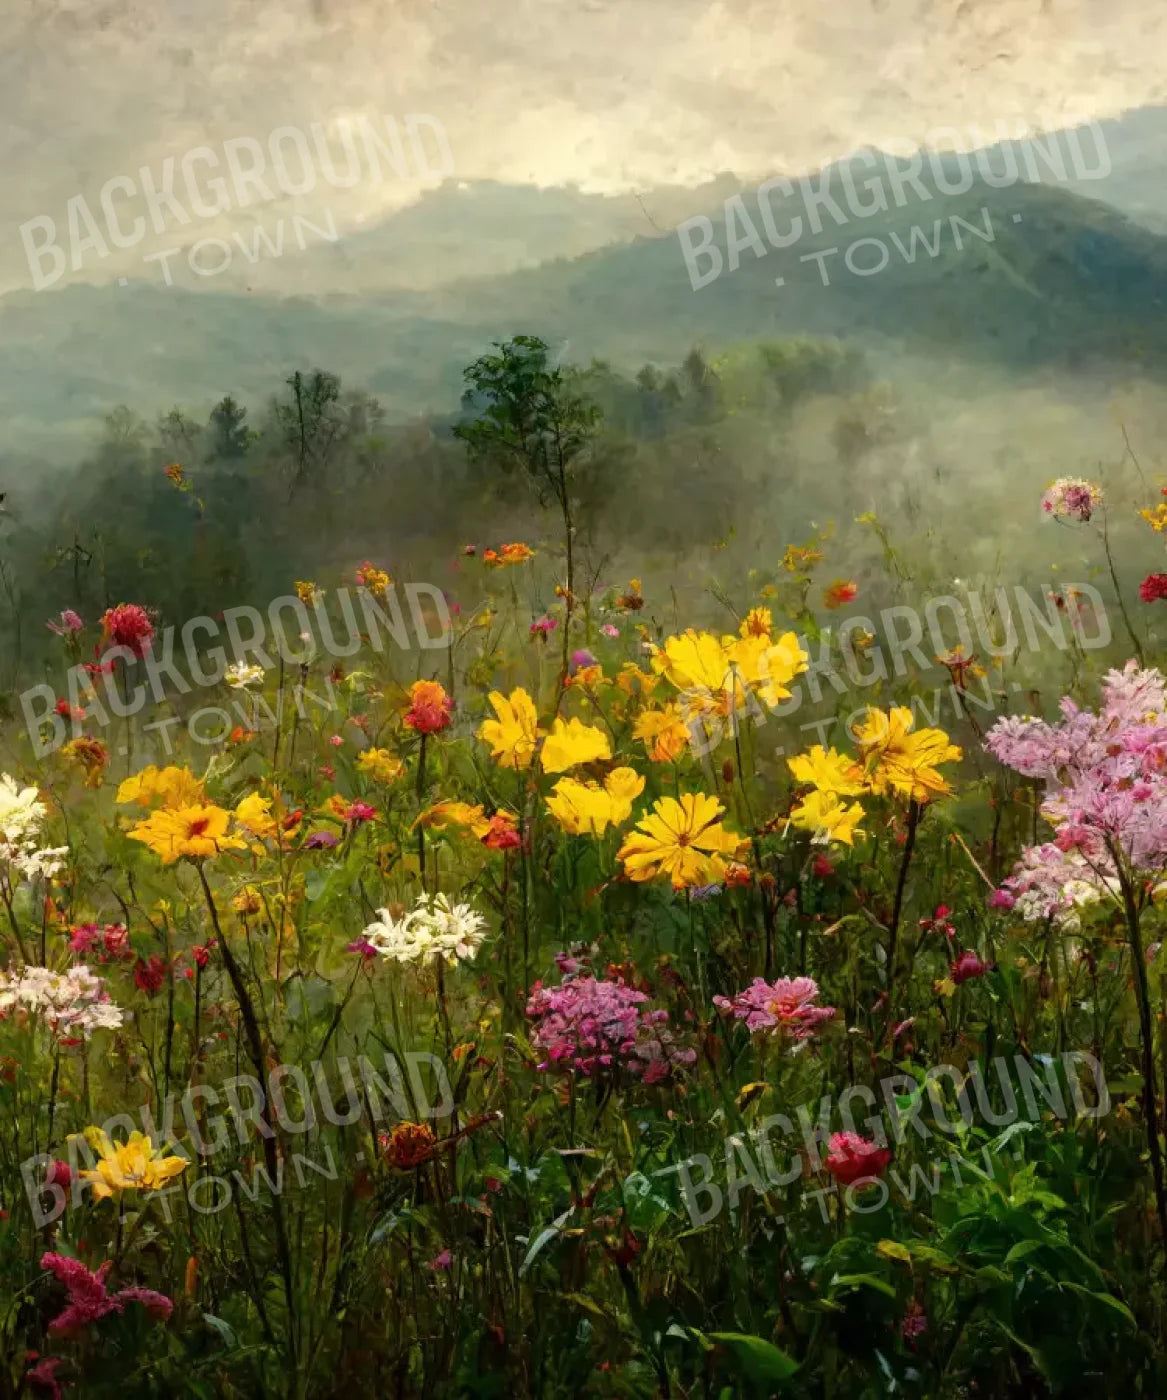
[986,664,1167,919]
[525,973,695,1082]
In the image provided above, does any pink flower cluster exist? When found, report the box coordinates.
[46,610,83,637]
[68,922,131,963]
[525,973,695,1083]
[712,976,836,1039]
[1040,477,1102,523]
[986,662,1167,919]
[40,1253,171,1338]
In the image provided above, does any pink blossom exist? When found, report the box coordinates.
[824,1131,892,1186]
[46,610,84,636]
[987,663,1167,918]
[26,1357,64,1400]
[525,974,695,1081]
[950,950,989,985]
[40,1253,172,1337]
[712,976,836,1040]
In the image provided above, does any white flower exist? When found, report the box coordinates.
[0,964,124,1037]
[360,892,488,966]
[10,845,69,881]
[225,661,266,689]
[0,774,48,848]
[0,773,65,885]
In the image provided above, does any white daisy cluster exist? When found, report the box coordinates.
[0,964,125,1037]
[362,893,488,966]
[0,775,68,883]
[224,661,266,689]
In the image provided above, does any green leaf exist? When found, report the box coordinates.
[829,1272,897,1299]
[876,1239,912,1265]
[519,1209,573,1277]
[202,1313,236,1349]
[1058,1282,1137,1328]
[708,1332,800,1385]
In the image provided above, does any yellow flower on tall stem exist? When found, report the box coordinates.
[617,793,745,889]
[786,745,865,796]
[116,764,205,810]
[77,1127,188,1200]
[540,717,612,774]
[478,688,542,768]
[853,706,962,802]
[129,804,247,864]
[633,705,691,762]
[545,767,645,835]
[357,748,405,783]
[789,790,865,846]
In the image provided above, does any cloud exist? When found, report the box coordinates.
[3,0,1166,293]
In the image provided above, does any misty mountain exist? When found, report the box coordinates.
[3,167,1167,466]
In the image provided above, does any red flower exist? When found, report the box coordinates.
[133,955,167,996]
[950,950,988,985]
[811,854,835,878]
[343,801,377,825]
[100,603,154,658]
[44,1160,74,1190]
[823,579,858,610]
[1139,573,1167,603]
[403,680,453,735]
[824,1131,892,1186]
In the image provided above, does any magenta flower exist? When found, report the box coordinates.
[525,974,695,1082]
[950,950,988,985]
[40,1253,172,1338]
[712,976,835,1039]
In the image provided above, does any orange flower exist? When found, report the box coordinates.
[483,542,535,567]
[823,579,858,610]
[403,680,453,734]
[481,812,522,850]
[355,562,391,598]
[380,1121,437,1169]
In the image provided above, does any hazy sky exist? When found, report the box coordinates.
[4,0,1166,294]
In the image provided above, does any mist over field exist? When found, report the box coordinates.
[9,5,1167,1396]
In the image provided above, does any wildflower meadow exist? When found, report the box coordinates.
[4,335,1167,1398]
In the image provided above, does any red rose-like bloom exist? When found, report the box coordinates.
[133,954,168,996]
[824,1131,892,1186]
[45,1159,74,1190]
[403,680,453,734]
[100,603,154,658]
[950,950,989,984]
[1139,573,1167,603]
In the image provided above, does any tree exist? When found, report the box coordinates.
[208,396,252,460]
[454,335,600,699]
[274,370,344,492]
